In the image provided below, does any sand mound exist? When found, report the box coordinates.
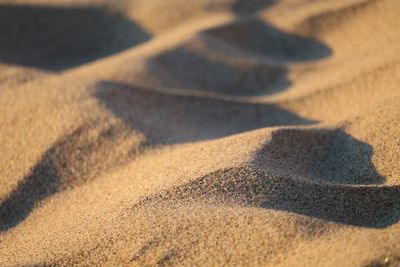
[1,0,400,266]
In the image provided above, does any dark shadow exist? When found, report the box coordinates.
[0,4,150,70]
[129,128,399,228]
[251,129,399,227]
[130,238,161,262]
[203,0,332,62]
[149,47,291,96]
[0,122,139,232]
[232,0,276,15]
[252,128,385,185]
[0,151,60,232]
[205,19,332,62]
[95,81,316,145]
[364,255,400,267]
[261,178,400,228]
[140,0,331,97]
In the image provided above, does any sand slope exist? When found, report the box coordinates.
[0,0,400,266]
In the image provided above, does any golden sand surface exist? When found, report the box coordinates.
[0,0,400,266]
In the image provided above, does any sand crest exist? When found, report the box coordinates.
[0,0,400,266]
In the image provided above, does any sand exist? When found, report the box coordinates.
[0,0,400,266]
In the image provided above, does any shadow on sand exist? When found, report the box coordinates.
[1,1,390,233]
[252,128,399,228]
[140,0,331,97]
[94,81,317,144]
[0,122,139,232]
[0,4,150,70]
[205,18,332,62]
[231,0,276,15]
[147,46,292,96]
[130,128,399,228]
[0,78,317,232]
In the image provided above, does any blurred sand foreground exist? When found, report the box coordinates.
[0,0,400,266]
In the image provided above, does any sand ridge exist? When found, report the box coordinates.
[0,0,400,266]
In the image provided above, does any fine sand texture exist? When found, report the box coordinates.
[1,0,400,266]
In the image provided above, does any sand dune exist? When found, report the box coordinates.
[0,0,400,266]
